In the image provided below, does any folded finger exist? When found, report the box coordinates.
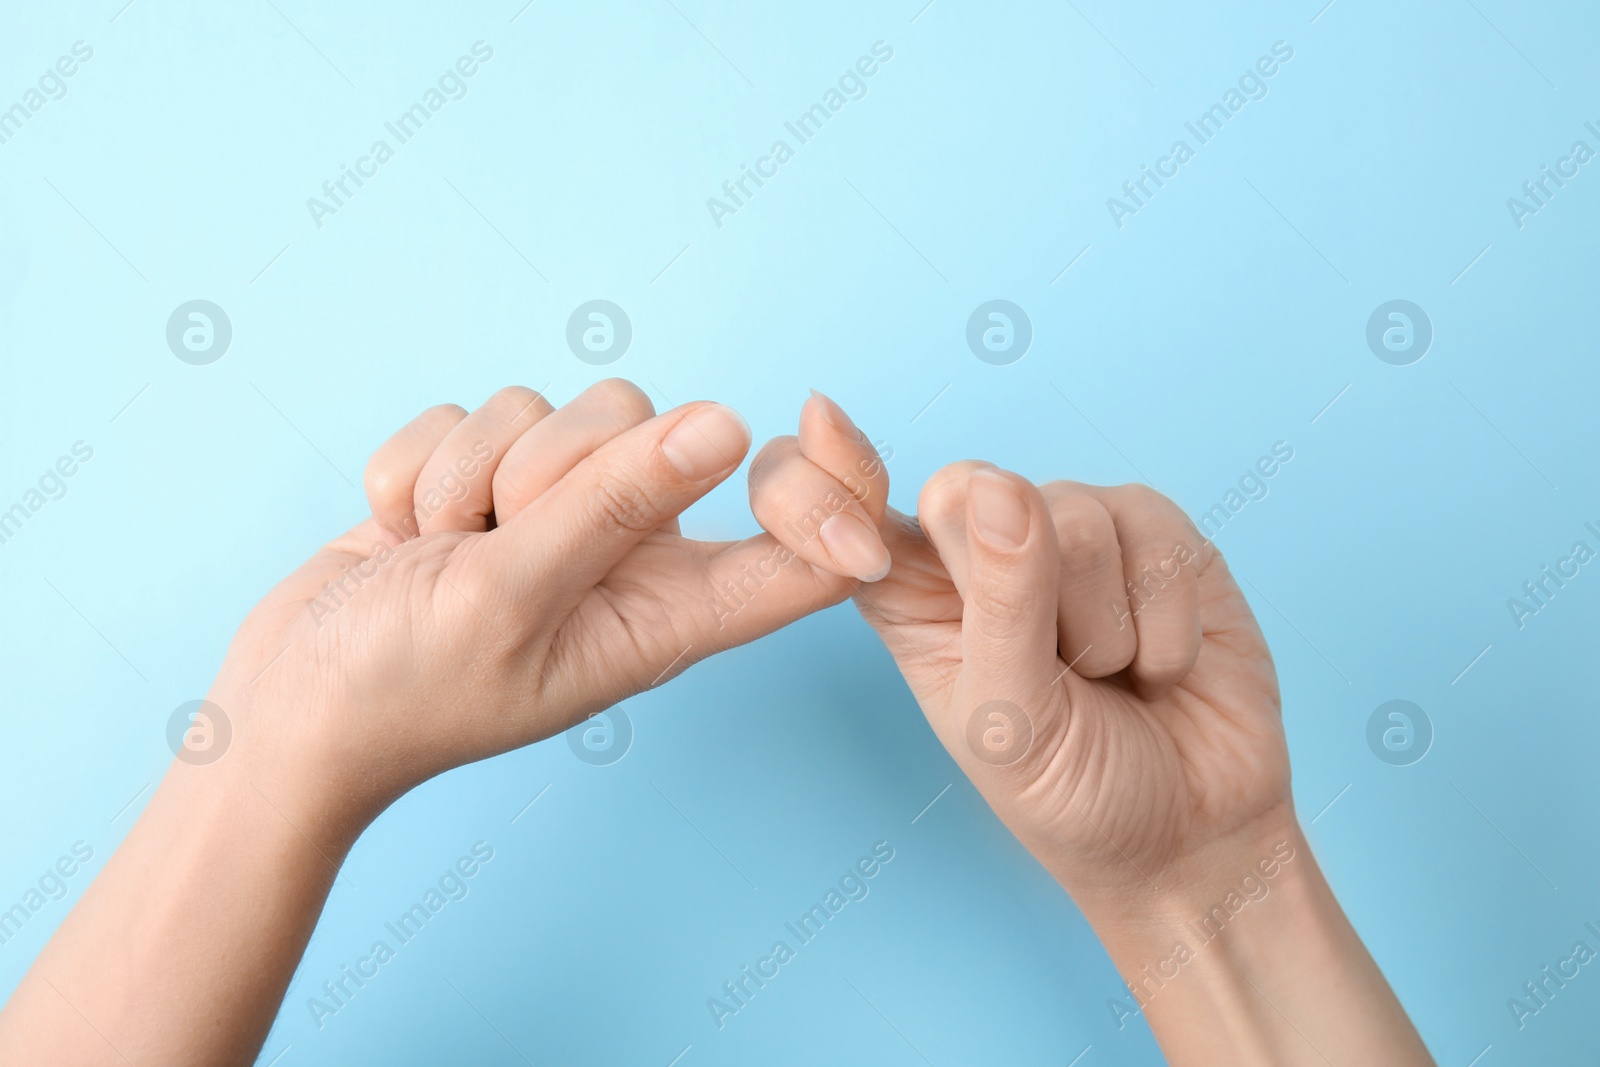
[1092,483,1203,697]
[1039,481,1137,679]
[487,401,751,613]
[363,403,467,542]
[491,378,657,526]
[415,386,550,536]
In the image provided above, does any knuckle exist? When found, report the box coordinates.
[434,552,496,617]
[1115,482,1177,517]
[1070,641,1134,679]
[1101,638,1140,673]
[454,581,517,639]
[1135,637,1198,683]
[363,463,408,508]
[593,472,666,535]
[449,565,495,611]
[1136,658,1190,689]
[1039,478,1087,500]
[589,378,656,423]
[485,385,543,419]
[918,461,985,526]
[968,581,1036,634]
[421,402,469,429]
[747,435,800,486]
[1038,479,1068,503]
[1051,497,1115,556]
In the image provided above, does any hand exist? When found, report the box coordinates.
[0,380,855,1067]
[748,393,1432,1065]
[217,379,840,840]
[749,391,1291,903]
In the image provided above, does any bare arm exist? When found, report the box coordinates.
[1077,813,1429,1064]
[0,748,352,1064]
[0,381,843,1065]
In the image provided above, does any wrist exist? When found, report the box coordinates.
[1071,804,1310,941]
[201,682,379,854]
[1066,811,1430,1064]
[1066,809,1400,1064]
[1072,808,1315,1025]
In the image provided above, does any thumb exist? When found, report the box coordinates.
[951,468,1063,766]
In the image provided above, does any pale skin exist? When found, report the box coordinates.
[0,382,1431,1065]
[749,391,1435,1065]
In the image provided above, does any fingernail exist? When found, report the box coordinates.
[968,469,1030,550]
[662,404,750,480]
[808,389,866,443]
[820,513,892,582]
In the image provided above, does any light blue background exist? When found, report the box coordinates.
[2,1,1597,1063]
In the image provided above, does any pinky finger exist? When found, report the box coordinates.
[798,390,891,525]
[748,436,890,583]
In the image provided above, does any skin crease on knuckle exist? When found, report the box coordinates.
[592,470,667,536]
[915,495,970,552]
[1051,503,1116,560]
[1131,642,1197,689]
[966,578,1046,638]
[1053,520,1108,562]
[1060,608,1136,679]
[919,461,987,517]
[746,436,798,491]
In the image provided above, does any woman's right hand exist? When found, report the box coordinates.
[746,391,1433,1065]
[747,391,1293,904]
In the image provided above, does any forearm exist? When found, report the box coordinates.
[1072,813,1433,1066]
[0,724,357,1066]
